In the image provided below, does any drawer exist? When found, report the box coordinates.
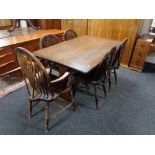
[0,46,13,56]
[0,53,16,66]
[0,60,19,76]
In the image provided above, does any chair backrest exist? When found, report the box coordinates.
[39,34,59,49]
[14,47,53,99]
[63,29,77,41]
[93,47,116,81]
[112,38,128,67]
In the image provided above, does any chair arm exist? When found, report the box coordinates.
[50,72,70,84]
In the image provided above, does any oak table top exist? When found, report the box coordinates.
[0,28,64,48]
[34,35,120,74]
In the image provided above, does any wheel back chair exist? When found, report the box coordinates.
[76,47,116,110]
[39,33,59,48]
[15,47,77,132]
[39,33,61,76]
[110,38,128,84]
[63,29,78,41]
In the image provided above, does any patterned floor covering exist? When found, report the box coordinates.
[0,75,25,99]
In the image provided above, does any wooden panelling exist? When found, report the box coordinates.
[38,19,61,30]
[0,19,12,30]
[0,19,11,27]
[87,19,141,67]
[61,19,88,36]
[130,39,151,71]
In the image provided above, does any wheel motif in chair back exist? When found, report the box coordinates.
[63,29,77,41]
[40,34,59,49]
[14,47,53,100]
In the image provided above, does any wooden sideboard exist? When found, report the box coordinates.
[0,28,64,77]
[129,38,153,71]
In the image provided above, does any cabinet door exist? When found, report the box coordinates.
[130,39,151,71]
[61,19,88,36]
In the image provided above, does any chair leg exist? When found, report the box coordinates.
[45,102,49,133]
[49,68,52,75]
[108,72,111,91]
[70,90,77,111]
[114,68,117,84]
[93,84,99,110]
[102,82,106,97]
[72,83,77,97]
[29,100,32,119]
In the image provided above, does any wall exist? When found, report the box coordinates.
[138,19,153,35]
[61,19,87,36]
[37,19,61,29]
[87,19,141,67]
[0,19,11,29]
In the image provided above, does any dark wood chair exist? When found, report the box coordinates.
[14,47,77,132]
[63,29,77,41]
[39,34,60,75]
[39,33,59,49]
[76,47,116,110]
[110,38,128,84]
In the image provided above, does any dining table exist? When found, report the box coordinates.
[34,35,121,102]
[34,35,121,74]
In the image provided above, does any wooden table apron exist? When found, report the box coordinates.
[34,35,120,74]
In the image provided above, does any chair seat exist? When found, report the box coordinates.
[46,67,60,77]
[28,91,59,101]
[76,69,106,85]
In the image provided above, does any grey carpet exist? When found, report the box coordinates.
[0,67,155,135]
[0,75,25,99]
